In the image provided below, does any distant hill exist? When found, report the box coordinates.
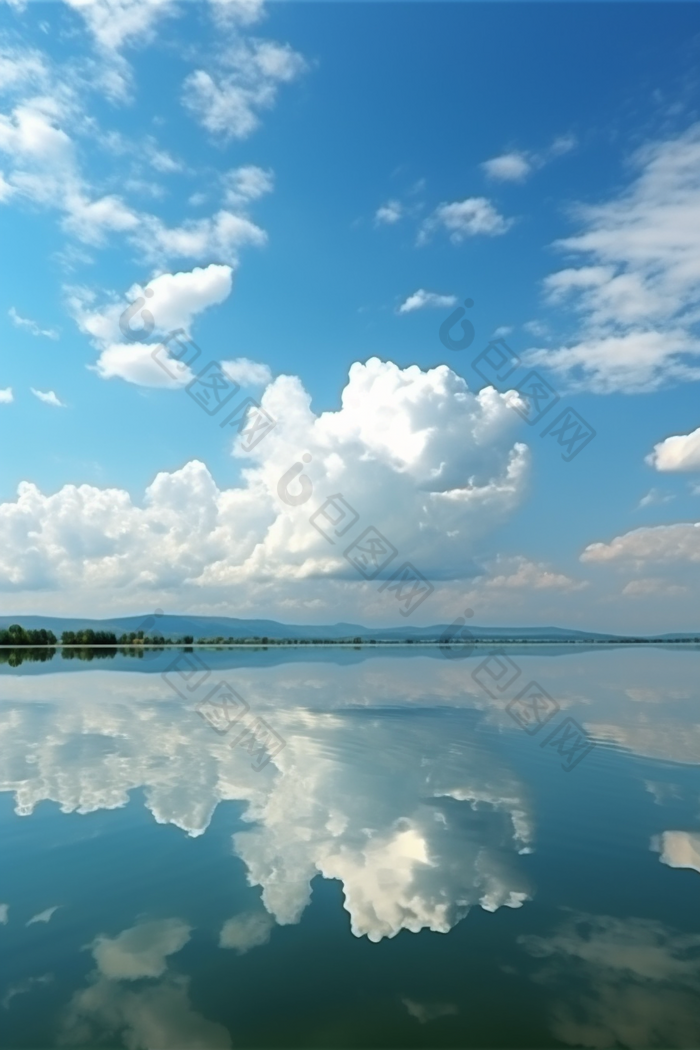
[0,614,697,643]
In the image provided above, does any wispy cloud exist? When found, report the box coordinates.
[418,197,513,244]
[525,124,700,393]
[398,289,457,314]
[481,134,576,183]
[375,200,403,225]
[221,357,272,386]
[9,306,59,340]
[637,488,675,509]
[31,389,66,408]
[26,905,61,925]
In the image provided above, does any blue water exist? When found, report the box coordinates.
[1,646,699,1048]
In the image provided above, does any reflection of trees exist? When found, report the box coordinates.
[61,647,118,662]
[0,647,57,666]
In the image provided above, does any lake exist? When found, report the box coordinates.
[1,645,699,1049]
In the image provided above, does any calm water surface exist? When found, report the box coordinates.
[1,646,699,1049]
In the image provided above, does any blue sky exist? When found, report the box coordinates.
[1,0,700,631]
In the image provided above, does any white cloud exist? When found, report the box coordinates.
[0,904,7,924]
[482,151,531,182]
[31,389,65,408]
[529,123,700,393]
[0,170,13,202]
[222,164,273,207]
[622,578,688,597]
[64,0,179,54]
[26,905,60,925]
[398,290,458,314]
[646,426,700,472]
[637,488,675,509]
[219,910,274,953]
[221,357,272,386]
[582,523,700,567]
[419,197,513,244]
[481,135,575,183]
[183,39,306,140]
[0,69,268,265]
[70,264,234,388]
[0,358,528,605]
[0,388,13,404]
[522,319,549,337]
[375,200,402,225]
[481,555,586,593]
[209,0,266,27]
[8,306,58,339]
[91,919,191,980]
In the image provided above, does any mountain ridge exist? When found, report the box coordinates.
[0,614,697,642]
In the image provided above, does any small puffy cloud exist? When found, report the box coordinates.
[219,910,274,953]
[91,919,191,980]
[64,0,179,54]
[646,426,700,472]
[0,388,13,404]
[481,135,575,183]
[419,197,513,244]
[31,389,65,408]
[70,264,234,388]
[548,133,576,157]
[221,357,272,387]
[183,39,306,140]
[482,151,531,182]
[8,306,58,339]
[582,523,700,567]
[398,289,457,314]
[26,905,61,925]
[222,165,273,207]
[90,342,192,389]
[0,904,8,924]
[375,200,402,225]
[482,555,586,593]
[653,831,700,875]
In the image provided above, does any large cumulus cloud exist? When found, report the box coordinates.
[0,358,529,618]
